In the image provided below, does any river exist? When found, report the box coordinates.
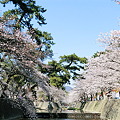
[18,112,101,120]
[19,117,101,120]
[19,119,81,120]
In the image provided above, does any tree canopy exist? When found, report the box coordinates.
[0,0,54,60]
[0,0,46,28]
[69,30,120,103]
[39,53,87,89]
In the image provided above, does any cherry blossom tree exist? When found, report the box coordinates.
[0,16,53,118]
[69,30,120,102]
[115,0,120,4]
[0,1,67,118]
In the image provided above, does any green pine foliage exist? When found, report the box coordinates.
[0,0,55,60]
[39,54,87,89]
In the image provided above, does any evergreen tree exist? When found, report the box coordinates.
[0,0,54,60]
[39,54,87,89]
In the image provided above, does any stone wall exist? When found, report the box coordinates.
[36,101,60,113]
[83,99,120,120]
[0,98,23,120]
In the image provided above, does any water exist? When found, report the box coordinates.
[19,119,84,120]
[19,118,100,120]
[18,112,101,120]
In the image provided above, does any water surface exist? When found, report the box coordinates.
[19,119,83,120]
[19,118,100,120]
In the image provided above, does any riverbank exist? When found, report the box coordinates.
[0,98,23,120]
[83,99,120,120]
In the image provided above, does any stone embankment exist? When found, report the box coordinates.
[83,99,120,120]
[0,98,23,120]
[35,101,61,113]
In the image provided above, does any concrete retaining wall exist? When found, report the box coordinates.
[83,99,120,120]
[36,101,60,113]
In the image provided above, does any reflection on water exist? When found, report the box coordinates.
[34,119,80,120]
[19,119,83,120]
[18,118,101,120]
[18,112,101,120]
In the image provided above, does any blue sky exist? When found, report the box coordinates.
[0,0,120,61]
[38,0,120,60]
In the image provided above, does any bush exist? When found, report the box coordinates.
[67,107,80,110]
